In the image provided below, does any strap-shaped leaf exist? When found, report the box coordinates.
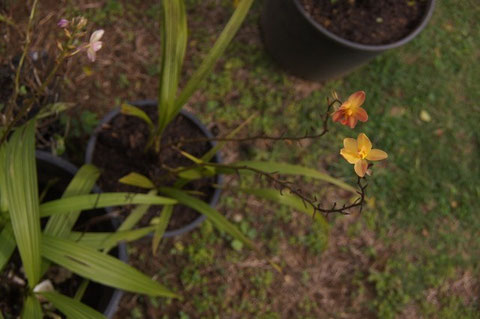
[0,139,7,213]
[69,226,156,250]
[236,187,329,231]
[230,161,356,193]
[44,164,100,239]
[201,113,255,162]
[152,205,172,255]
[21,295,42,319]
[41,235,179,298]
[117,190,157,232]
[0,223,16,272]
[39,193,177,217]
[38,291,104,319]
[3,120,42,286]
[156,0,188,137]
[120,103,154,131]
[159,187,255,250]
[173,0,254,117]
[118,172,155,189]
[73,279,89,302]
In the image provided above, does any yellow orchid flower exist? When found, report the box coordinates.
[332,91,368,129]
[340,133,388,177]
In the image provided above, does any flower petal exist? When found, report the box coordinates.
[354,159,368,177]
[343,138,357,152]
[87,47,96,62]
[332,110,343,122]
[90,29,104,43]
[348,116,357,128]
[92,41,103,52]
[355,106,368,122]
[340,149,360,164]
[347,91,365,107]
[357,133,372,154]
[366,149,388,161]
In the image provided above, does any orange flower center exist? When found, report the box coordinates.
[346,106,354,116]
[358,149,368,159]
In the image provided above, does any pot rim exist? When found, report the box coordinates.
[35,150,126,318]
[85,100,223,238]
[293,0,436,51]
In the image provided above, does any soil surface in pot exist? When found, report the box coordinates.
[0,167,120,318]
[300,0,429,45]
[92,108,216,231]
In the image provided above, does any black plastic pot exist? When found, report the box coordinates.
[85,100,223,238]
[35,151,126,318]
[260,0,436,82]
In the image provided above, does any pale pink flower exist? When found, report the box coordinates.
[87,29,104,62]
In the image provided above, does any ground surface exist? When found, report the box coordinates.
[1,0,479,318]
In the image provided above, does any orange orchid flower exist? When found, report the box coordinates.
[332,91,368,129]
[340,133,388,177]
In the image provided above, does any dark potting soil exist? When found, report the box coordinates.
[0,167,119,318]
[300,0,429,45]
[92,108,216,231]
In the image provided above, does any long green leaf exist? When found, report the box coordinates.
[159,187,255,249]
[0,137,7,213]
[231,161,356,193]
[120,103,154,130]
[39,291,105,319]
[39,193,177,217]
[21,295,42,319]
[173,0,254,117]
[156,0,188,137]
[44,164,100,238]
[118,172,155,189]
[3,120,42,286]
[69,226,156,250]
[152,205,173,255]
[117,190,157,232]
[41,235,179,298]
[236,187,329,231]
[73,279,90,302]
[201,113,255,163]
[0,223,15,272]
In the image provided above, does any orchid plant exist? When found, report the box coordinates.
[0,11,105,146]
[0,4,184,317]
[0,119,183,318]
[120,0,255,151]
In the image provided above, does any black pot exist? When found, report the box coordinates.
[260,0,436,82]
[85,100,223,238]
[35,151,126,318]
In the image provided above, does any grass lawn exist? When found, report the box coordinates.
[2,0,479,318]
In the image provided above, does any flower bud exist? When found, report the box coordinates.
[57,18,69,28]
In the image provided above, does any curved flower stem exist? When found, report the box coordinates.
[165,159,367,218]
[162,98,342,149]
